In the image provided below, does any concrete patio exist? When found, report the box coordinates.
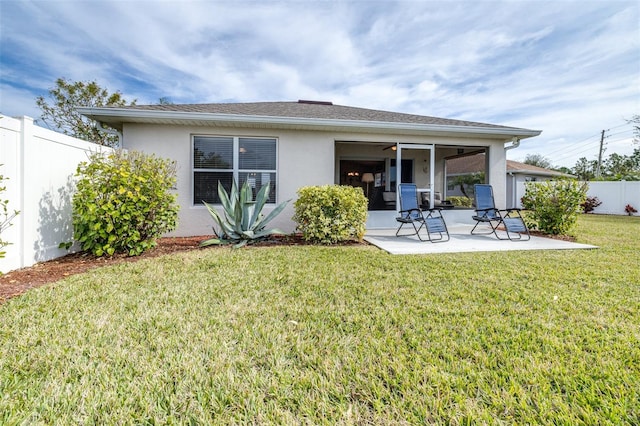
[364,224,598,255]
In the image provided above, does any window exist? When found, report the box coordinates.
[193,136,277,204]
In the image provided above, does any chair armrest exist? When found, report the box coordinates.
[399,208,423,214]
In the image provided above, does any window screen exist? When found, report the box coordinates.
[193,136,277,205]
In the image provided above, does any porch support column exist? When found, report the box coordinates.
[487,143,507,209]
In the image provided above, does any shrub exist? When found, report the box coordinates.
[581,196,602,213]
[625,204,637,216]
[72,150,179,256]
[0,165,19,259]
[446,196,473,207]
[520,179,588,235]
[201,179,289,248]
[293,185,368,244]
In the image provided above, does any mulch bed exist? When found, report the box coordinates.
[0,236,205,303]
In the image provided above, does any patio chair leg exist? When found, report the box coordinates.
[471,220,511,240]
[396,221,428,241]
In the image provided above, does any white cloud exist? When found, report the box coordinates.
[1,0,638,168]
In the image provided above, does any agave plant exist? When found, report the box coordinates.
[201,179,289,248]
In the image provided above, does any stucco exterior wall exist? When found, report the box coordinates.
[122,123,510,235]
[123,124,336,236]
[487,144,507,208]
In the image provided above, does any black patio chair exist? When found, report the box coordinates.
[396,184,449,242]
[471,184,530,241]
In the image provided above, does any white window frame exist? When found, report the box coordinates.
[192,135,278,206]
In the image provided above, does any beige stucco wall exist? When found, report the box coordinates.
[123,123,510,235]
[487,144,507,208]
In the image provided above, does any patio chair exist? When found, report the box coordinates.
[396,184,449,242]
[471,184,530,241]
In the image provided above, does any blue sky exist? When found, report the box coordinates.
[1,0,638,168]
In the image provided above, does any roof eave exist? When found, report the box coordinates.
[77,107,542,139]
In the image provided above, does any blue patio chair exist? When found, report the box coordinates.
[396,184,449,242]
[471,184,530,241]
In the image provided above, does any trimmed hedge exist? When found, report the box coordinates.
[293,185,368,244]
[446,196,473,207]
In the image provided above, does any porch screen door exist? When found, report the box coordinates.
[396,144,435,208]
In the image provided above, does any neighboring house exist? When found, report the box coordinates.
[446,153,573,208]
[78,100,541,234]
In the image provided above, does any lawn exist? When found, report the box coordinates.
[0,215,638,424]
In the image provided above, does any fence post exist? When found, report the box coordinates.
[17,116,35,269]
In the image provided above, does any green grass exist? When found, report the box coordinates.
[1,215,639,424]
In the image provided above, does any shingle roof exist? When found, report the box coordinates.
[78,100,542,138]
[116,100,528,131]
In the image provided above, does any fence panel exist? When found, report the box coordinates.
[586,181,640,215]
[1,116,112,273]
[0,117,21,273]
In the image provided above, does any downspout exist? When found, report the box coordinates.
[504,136,520,151]
[96,121,123,148]
[507,172,515,208]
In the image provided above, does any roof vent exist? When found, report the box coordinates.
[298,99,333,105]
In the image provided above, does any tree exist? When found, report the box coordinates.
[452,172,485,198]
[572,157,596,181]
[601,148,640,181]
[555,166,573,175]
[523,154,552,169]
[572,149,640,181]
[573,157,596,180]
[36,78,135,147]
[628,114,640,144]
[603,153,633,178]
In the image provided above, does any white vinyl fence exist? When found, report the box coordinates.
[514,180,640,215]
[1,116,113,273]
[583,181,640,215]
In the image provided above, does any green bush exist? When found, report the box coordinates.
[446,196,473,207]
[72,150,179,256]
[581,196,602,213]
[293,185,368,244]
[201,179,289,248]
[520,179,588,235]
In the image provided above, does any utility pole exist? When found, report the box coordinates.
[595,129,606,178]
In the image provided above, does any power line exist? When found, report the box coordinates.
[608,122,631,131]
[607,128,633,138]
[545,120,636,164]
[550,138,602,160]
[544,119,633,159]
[542,132,602,158]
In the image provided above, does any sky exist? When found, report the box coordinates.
[1,0,638,168]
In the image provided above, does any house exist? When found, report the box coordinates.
[446,153,573,208]
[78,100,541,235]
